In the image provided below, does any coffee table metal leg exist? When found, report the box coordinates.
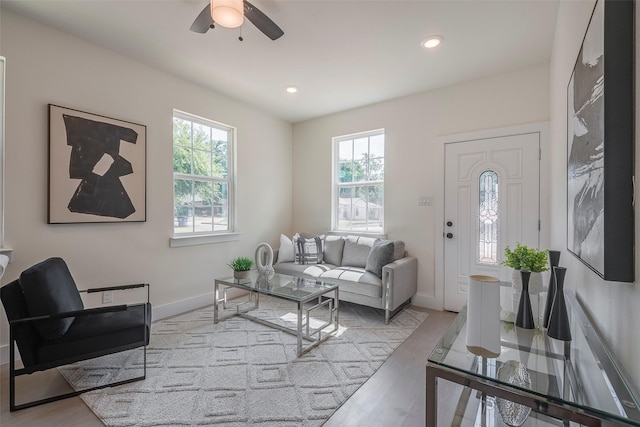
[335,288,339,327]
[213,281,219,323]
[426,366,437,427]
[297,301,303,356]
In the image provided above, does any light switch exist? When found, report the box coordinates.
[418,196,433,206]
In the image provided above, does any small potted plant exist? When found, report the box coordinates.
[502,243,549,293]
[228,256,253,280]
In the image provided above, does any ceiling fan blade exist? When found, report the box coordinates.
[244,0,284,40]
[190,4,214,34]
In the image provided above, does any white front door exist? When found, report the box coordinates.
[443,132,540,312]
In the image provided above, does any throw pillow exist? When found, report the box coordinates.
[19,257,85,340]
[293,234,324,265]
[392,240,406,261]
[365,240,395,278]
[276,234,294,264]
[323,236,345,266]
[341,236,377,268]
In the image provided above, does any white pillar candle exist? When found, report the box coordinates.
[466,275,501,358]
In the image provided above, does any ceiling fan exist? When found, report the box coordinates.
[190,0,284,41]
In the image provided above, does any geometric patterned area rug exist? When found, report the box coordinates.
[59,296,427,426]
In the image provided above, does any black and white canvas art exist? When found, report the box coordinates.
[567,0,604,275]
[49,105,146,223]
[566,0,634,282]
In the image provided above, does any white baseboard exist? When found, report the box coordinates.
[411,292,442,311]
[153,288,247,320]
[0,289,249,365]
[152,292,214,321]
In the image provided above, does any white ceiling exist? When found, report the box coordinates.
[1,0,559,123]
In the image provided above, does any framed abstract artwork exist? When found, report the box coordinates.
[48,105,146,223]
[567,0,634,282]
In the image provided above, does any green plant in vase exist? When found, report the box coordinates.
[502,243,549,327]
[502,243,549,273]
[228,256,253,280]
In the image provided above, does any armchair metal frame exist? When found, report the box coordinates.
[8,283,150,411]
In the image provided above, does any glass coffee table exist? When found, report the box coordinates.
[426,292,640,426]
[214,272,339,356]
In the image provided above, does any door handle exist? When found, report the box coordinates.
[446,233,453,239]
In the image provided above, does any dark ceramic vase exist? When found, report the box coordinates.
[543,250,561,328]
[515,271,535,329]
[547,266,571,341]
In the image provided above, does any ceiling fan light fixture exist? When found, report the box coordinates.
[211,0,244,29]
[421,35,443,49]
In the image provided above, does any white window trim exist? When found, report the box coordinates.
[169,232,241,247]
[0,56,5,249]
[331,128,385,233]
[170,110,237,246]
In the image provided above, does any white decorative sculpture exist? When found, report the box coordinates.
[255,243,275,277]
[0,254,8,280]
[465,274,501,358]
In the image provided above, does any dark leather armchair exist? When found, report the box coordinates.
[0,257,151,411]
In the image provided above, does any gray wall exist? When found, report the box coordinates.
[5,0,639,397]
[549,0,640,391]
[0,9,293,357]
[291,64,550,309]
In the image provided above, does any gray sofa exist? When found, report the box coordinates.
[273,235,417,323]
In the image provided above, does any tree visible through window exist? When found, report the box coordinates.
[173,111,233,235]
[333,130,384,232]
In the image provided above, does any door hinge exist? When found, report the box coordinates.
[538,219,541,231]
[539,148,542,160]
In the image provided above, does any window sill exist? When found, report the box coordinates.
[170,233,241,248]
[0,248,13,262]
[327,231,387,239]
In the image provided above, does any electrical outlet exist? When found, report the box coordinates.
[102,291,113,304]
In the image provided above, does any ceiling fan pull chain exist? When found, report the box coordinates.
[238,25,244,42]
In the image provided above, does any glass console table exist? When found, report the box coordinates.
[426,292,640,426]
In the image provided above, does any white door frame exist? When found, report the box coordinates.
[429,122,550,311]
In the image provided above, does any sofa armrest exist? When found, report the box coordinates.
[382,256,417,311]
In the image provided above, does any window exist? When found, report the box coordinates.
[173,111,233,235]
[333,129,384,232]
[478,170,498,264]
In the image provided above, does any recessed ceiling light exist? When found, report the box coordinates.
[421,35,443,49]
[285,85,300,94]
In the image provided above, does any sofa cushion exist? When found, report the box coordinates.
[323,236,345,266]
[274,262,335,279]
[19,257,85,340]
[341,236,377,268]
[365,240,395,278]
[318,267,382,298]
[294,234,324,264]
[392,240,406,261]
[276,234,295,264]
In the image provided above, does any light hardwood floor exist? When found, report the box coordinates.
[0,306,455,427]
